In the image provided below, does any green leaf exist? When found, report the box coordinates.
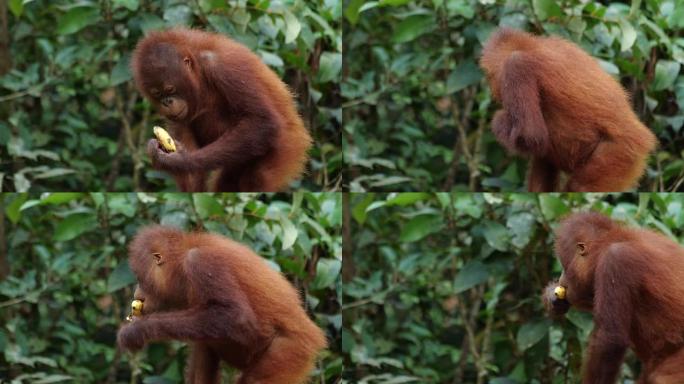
[344,0,365,25]
[618,18,637,52]
[507,212,536,248]
[386,193,430,206]
[163,5,192,25]
[483,221,509,251]
[53,213,97,241]
[259,51,284,67]
[199,0,228,12]
[380,0,413,5]
[193,194,224,218]
[447,60,483,93]
[57,6,101,35]
[351,194,374,224]
[6,193,28,223]
[283,10,301,44]
[110,55,132,86]
[533,0,562,20]
[107,195,136,217]
[8,0,23,18]
[365,201,387,213]
[370,176,412,187]
[567,311,594,335]
[358,2,379,13]
[41,193,85,205]
[312,258,341,290]
[598,59,620,76]
[318,52,342,83]
[391,15,435,44]
[516,319,551,351]
[290,192,304,215]
[399,214,444,242]
[454,194,483,218]
[641,18,669,43]
[669,3,684,28]
[34,168,76,179]
[651,60,681,91]
[539,194,570,220]
[454,261,489,293]
[32,376,74,384]
[112,0,139,11]
[107,262,136,293]
[567,16,587,35]
[279,215,298,250]
[447,0,475,19]
[143,376,177,384]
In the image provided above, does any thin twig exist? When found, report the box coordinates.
[0,289,45,308]
[444,87,478,190]
[106,129,127,191]
[0,81,49,102]
[0,195,7,280]
[455,284,488,382]
[467,110,486,190]
[115,83,142,190]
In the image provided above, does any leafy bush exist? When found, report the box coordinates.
[344,0,684,191]
[0,0,341,192]
[0,192,342,383]
[343,192,684,383]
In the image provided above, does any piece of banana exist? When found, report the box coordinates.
[131,299,143,316]
[153,126,177,152]
[126,299,144,321]
[554,286,566,300]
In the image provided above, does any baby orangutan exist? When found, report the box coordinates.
[543,212,684,384]
[117,226,327,384]
[480,28,656,192]
[132,28,312,191]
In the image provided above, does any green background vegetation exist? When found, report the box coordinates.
[343,192,684,383]
[0,192,342,383]
[343,0,684,191]
[0,0,341,192]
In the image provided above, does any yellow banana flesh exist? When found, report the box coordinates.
[554,286,566,300]
[153,126,176,152]
[126,299,144,322]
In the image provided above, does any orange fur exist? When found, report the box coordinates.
[117,226,327,384]
[132,28,312,191]
[480,28,656,192]
[545,212,684,383]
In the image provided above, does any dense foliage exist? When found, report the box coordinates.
[344,0,684,191]
[0,0,342,192]
[343,192,684,383]
[0,192,342,383]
